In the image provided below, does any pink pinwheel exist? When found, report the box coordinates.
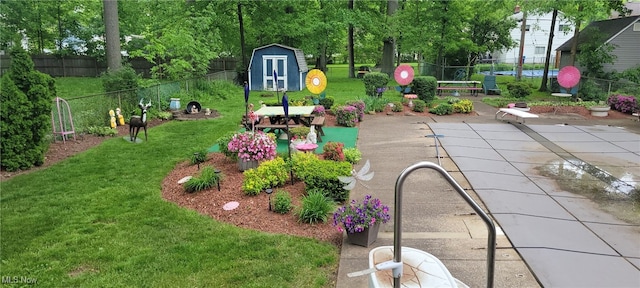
[557,66,581,89]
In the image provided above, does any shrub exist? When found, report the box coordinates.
[430,103,454,115]
[445,96,461,104]
[363,72,390,97]
[412,99,426,112]
[607,94,638,113]
[578,79,606,102]
[335,105,358,127]
[1,47,55,171]
[296,189,335,224]
[242,157,289,195]
[290,126,310,139]
[216,131,238,161]
[411,76,437,103]
[391,101,403,112]
[302,160,352,202]
[345,100,366,122]
[273,190,293,214]
[184,166,221,193]
[343,147,362,164]
[323,141,345,161]
[291,152,321,180]
[190,149,208,166]
[506,81,532,98]
[319,96,334,110]
[312,105,326,116]
[101,65,140,93]
[227,131,277,161]
[452,99,474,113]
[362,96,389,113]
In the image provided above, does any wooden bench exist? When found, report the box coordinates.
[310,116,325,142]
[254,123,302,134]
[495,108,539,123]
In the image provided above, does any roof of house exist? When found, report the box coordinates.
[250,43,308,72]
[556,15,640,51]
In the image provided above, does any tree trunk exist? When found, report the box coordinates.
[103,0,122,71]
[539,9,557,92]
[348,0,355,78]
[380,0,398,76]
[569,4,583,66]
[516,10,527,81]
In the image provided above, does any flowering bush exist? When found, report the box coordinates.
[313,105,326,116]
[607,94,638,113]
[345,100,366,121]
[227,131,277,161]
[322,141,344,161]
[333,195,391,234]
[336,105,358,127]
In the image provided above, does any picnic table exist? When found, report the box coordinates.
[253,105,316,135]
[436,80,482,96]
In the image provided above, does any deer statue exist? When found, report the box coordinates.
[129,99,152,142]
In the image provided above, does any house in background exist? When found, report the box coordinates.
[556,15,640,73]
[492,8,575,65]
[248,43,309,92]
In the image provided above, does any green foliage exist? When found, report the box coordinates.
[273,190,293,214]
[290,126,310,139]
[362,72,390,97]
[391,101,403,112]
[445,96,461,104]
[101,65,140,93]
[302,160,352,203]
[156,111,173,120]
[362,96,389,113]
[85,126,118,137]
[190,150,208,166]
[319,96,334,110]
[184,166,221,193]
[452,99,474,113]
[576,27,617,78]
[411,76,437,103]
[242,157,289,196]
[506,81,532,99]
[482,97,522,108]
[322,142,345,162]
[579,79,607,102]
[412,99,426,112]
[290,152,322,178]
[216,131,238,162]
[343,147,362,165]
[430,103,454,115]
[0,47,54,171]
[296,189,335,224]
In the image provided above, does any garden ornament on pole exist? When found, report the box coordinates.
[282,93,294,185]
[244,81,249,128]
[274,70,280,104]
[557,66,581,96]
[394,65,414,94]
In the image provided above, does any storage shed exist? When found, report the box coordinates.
[248,43,309,91]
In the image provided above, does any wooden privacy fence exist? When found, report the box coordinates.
[0,55,238,78]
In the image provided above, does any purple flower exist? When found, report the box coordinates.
[332,194,391,234]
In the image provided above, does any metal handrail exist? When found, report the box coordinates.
[393,161,496,288]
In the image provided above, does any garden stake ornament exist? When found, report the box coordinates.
[339,160,374,190]
[129,98,152,142]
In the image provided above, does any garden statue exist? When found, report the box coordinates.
[116,108,124,126]
[129,99,152,142]
[306,125,317,144]
[338,160,374,190]
[109,109,116,129]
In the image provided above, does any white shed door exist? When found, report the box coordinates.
[263,56,287,91]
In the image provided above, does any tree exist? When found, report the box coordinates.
[380,0,398,76]
[103,0,122,71]
[0,47,55,171]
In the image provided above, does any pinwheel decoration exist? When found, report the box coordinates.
[557,66,581,89]
[394,64,415,86]
[305,69,327,95]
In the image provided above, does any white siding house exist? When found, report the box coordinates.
[493,11,574,65]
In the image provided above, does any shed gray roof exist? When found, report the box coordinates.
[251,43,308,72]
[556,15,640,51]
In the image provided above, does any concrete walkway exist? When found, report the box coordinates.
[335,98,639,287]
